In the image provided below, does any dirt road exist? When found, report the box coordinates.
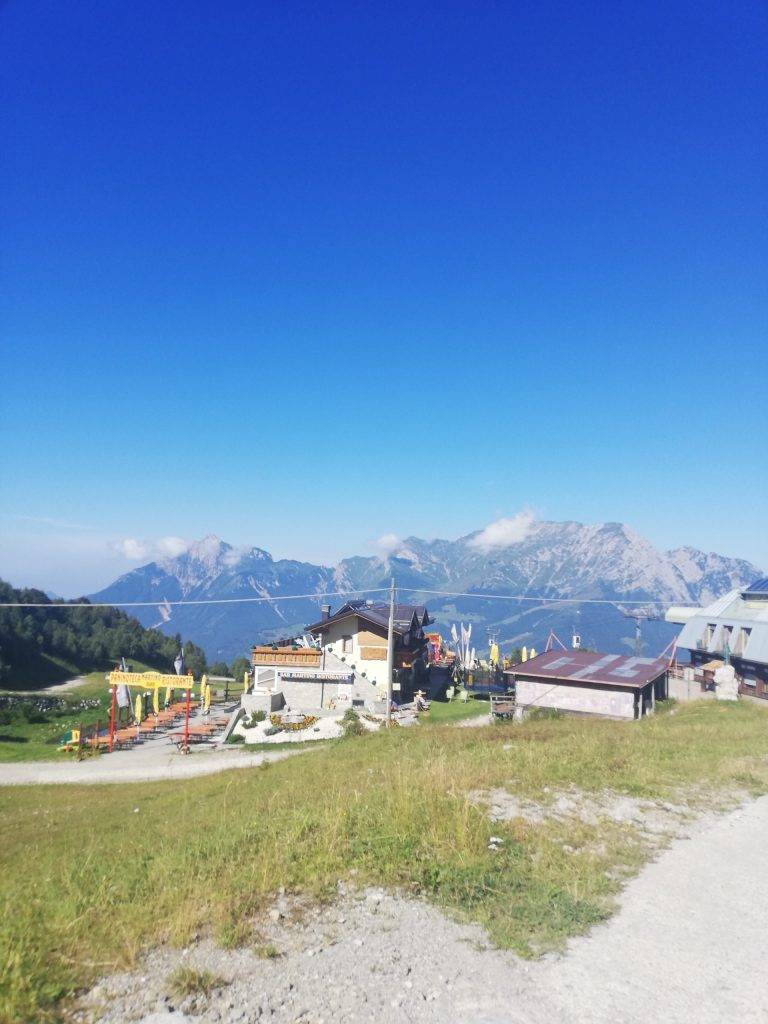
[1,674,93,695]
[0,744,309,785]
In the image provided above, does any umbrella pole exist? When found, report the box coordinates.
[183,686,191,753]
[109,684,116,753]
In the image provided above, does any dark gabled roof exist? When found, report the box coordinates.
[305,601,432,635]
[743,578,768,597]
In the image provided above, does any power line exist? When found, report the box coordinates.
[396,588,690,606]
[0,586,694,610]
[0,588,391,609]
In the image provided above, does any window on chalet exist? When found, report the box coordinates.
[341,635,353,654]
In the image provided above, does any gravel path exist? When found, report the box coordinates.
[79,794,768,1024]
[1,675,92,695]
[0,745,311,785]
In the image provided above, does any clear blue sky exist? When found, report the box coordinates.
[1,0,766,596]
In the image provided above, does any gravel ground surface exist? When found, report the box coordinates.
[77,794,768,1024]
[454,712,493,728]
[241,716,344,744]
[1,675,92,695]
[0,742,310,785]
[469,785,697,832]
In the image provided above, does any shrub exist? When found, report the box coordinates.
[341,709,366,738]
[269,713,317,732]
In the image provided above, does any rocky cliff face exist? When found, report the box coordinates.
[90,525,763,661]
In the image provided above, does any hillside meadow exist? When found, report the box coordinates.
[0,667,155,763]
[1,700,768,1023]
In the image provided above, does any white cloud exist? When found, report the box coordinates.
[115,538,149,560]
[371,532,402,556]
[114,536,189,562]
[468,511,536,552]
[156,536,189,558]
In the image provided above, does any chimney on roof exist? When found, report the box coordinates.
[321,604,331,622]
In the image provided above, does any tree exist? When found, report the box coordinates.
[0,577,211,689]
[230,656,251,684]
[182,642,207,680]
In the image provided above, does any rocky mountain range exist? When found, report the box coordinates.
[89,522,763,662]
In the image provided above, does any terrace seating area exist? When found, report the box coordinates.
[59,700,233,755]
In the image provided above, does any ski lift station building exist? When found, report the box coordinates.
[506,649,669,720]
[667,578,768,700]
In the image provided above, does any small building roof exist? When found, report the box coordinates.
[505,650,669,690]
[700,660,723,672]
[305,600,432,635]
[743,577,768,597]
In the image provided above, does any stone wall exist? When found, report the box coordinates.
[242,691,285,715]
[282,680,342,710]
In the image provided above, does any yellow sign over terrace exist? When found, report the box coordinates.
[108,670,194,689]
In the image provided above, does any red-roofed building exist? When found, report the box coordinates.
[505,649,669,720]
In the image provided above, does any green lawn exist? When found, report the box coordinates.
[1,701,768,1024]
[0,662,158,763]
[422,695,490,724]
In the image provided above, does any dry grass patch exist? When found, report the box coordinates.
[168,965,226,999]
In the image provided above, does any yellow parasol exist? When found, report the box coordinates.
[165,685,172,708]
[490,642,499,666]
[134,693,143,723]
[243,669,250,695]
[203,682,211,714]
[521,645,528,662]
[152,688,160,715]
[529,647,536,659]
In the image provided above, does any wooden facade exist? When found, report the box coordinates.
[251,646,322,668]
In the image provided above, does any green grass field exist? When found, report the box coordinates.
[0,663,157,763]
[1,700,767,1023]
[0,652,84,691]
[421,695,490,724]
